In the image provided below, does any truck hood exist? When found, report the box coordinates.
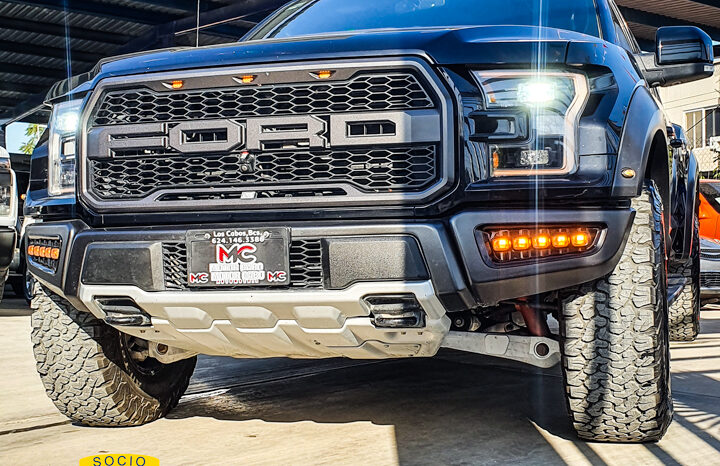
[54,25,604,99]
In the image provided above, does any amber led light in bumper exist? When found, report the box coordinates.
[492,237,511,252]
[484,226,601,263]
[27,237,63,272]
[552,234,571,248]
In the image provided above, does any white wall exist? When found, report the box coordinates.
[658,63,720,172]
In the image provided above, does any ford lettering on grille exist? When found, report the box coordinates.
[88,111,439,158]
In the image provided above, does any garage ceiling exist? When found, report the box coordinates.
[0,0,719,123]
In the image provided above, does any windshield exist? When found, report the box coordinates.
[247,0,601,41]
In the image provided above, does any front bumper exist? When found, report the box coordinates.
[79,281,449,358]
[27,209,633,358]
[700,256,720,299]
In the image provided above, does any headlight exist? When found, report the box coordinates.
[48,99,82,196]
[471,71,589,177]
[0,184,11,217]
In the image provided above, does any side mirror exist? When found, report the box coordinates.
[657,26,714,65]
[642,26,715,87]
[669,138,684,149]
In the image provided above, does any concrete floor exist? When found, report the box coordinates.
[0,298,719,465]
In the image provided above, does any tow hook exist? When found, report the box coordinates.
[148,342,197,364]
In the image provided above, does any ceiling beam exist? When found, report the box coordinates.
[115,0,287,52]
[0,40,102,63]
[0,81,45,95]
[619,7,720,40]
[681,0,720,8]
[128,0,228,13]
[2,0,186,25]
[1,17,131,45]
[0,98,23,108]
[3,63,69,80]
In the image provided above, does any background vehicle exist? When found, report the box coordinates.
[700,179,720,239]
[24,0,711,442]
[699,236,720,306]
[5,153,33,302]
[0,146,18,303]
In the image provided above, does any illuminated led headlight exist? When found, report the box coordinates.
[48,99,82,196]
[472,71,589,176]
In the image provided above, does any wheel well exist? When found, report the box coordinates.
[645,130,671,244]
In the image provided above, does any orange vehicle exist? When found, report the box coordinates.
[700,180,720,239]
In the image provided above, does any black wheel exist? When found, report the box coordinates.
[667,205,700,341]
[559,182,672,442]
[31,282,196,426]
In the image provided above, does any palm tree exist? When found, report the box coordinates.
[19,124,46,155]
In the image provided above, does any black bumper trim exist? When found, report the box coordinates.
[26,221,475,313]
[450,209,635,304]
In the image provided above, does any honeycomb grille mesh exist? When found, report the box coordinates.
[92,73,433,126]
[162,240,324,290]
[90,145,437,199]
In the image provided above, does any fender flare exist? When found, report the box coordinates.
[611,86,667,199]
[679,154,699,261]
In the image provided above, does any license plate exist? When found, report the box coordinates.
[186,228,290,287]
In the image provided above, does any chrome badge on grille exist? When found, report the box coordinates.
[87,111,440,157]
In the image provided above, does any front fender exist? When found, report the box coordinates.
[611,86,667,198]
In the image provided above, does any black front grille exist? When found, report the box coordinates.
[701,272,720,288]
[90,145,437,200]
[162,240,324,290]
[92,73,433,126]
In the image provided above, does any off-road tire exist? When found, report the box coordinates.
[667,212,700,342]
[559,182,672,442]
[30,282,196,426]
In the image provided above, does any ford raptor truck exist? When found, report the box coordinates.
[24,0,714,442]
